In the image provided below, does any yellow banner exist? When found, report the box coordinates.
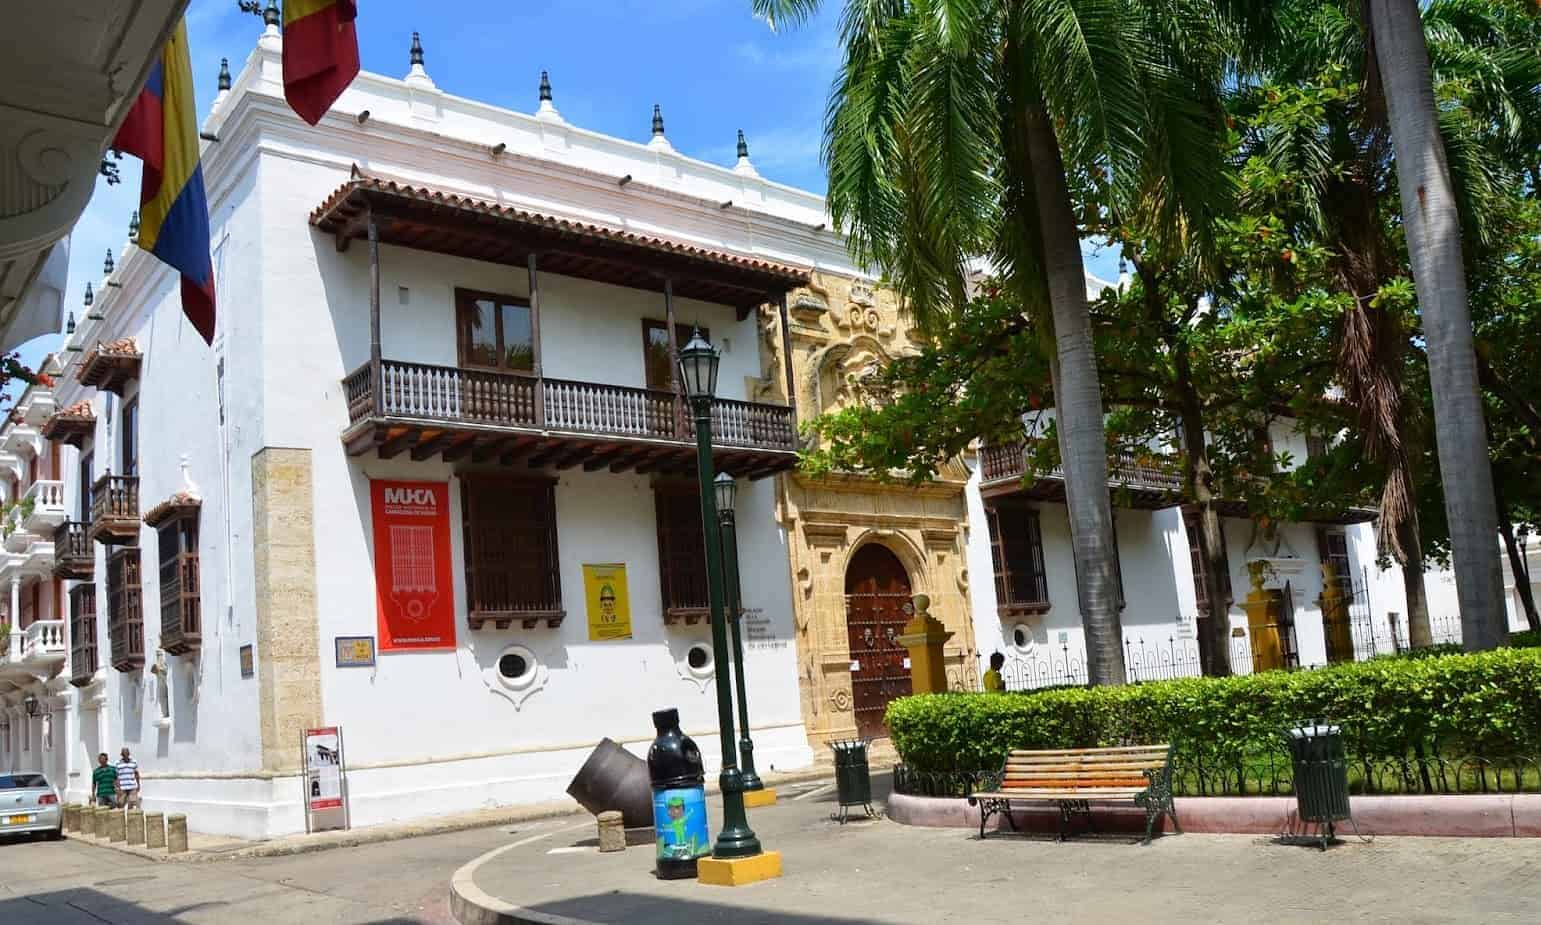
[584,564,632,641]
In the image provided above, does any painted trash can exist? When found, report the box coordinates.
[830,739,876,823]
[647,707,710,879]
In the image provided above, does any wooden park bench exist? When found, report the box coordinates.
[966,745,1180,844]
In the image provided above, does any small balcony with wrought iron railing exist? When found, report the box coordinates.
[341,359,799,479]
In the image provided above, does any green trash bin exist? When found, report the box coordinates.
[1286,721,1350,849]
[829,739,875,824]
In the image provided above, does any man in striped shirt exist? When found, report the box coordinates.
[116,748,142,809]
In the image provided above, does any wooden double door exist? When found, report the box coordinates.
[844,545,914,740]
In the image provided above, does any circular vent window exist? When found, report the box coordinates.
[498,653,529,681]
[493,645,539,691]
[683,642,715,680]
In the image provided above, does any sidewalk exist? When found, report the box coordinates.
[451,773,1541,925]
[77,764,838,864]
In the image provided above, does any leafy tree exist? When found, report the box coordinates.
[754,0,1236,684]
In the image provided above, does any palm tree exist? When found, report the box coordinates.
[1365,0,1508,650]
[755,0,1234,683]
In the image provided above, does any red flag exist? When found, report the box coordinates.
[283,0,360,125]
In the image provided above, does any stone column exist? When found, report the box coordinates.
[895,594,953,694]
[144,811,166,849]
[251,449,323,775]
[126,808,145,845]
[102,807,125,842]
[166,813,188,853]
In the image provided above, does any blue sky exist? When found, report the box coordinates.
[20,0,1117,402]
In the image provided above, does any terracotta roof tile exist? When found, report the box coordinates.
[52,400,95,421]
[143,491,202,528]
[310,171,810,285]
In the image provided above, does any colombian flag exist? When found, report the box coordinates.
[112,21,216,344]
[283,0,360,125]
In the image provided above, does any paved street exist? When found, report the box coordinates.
[5,774,1541,924]
[0,824,522,924]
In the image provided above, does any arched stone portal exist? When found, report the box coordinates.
[844,544,914,740]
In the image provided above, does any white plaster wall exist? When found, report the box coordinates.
[48,153,269,825]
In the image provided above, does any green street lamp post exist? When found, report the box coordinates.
[714,471,763,791]
[678,328,762,859]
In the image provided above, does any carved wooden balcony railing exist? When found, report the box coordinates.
[343,360,797,477]
[980,439,1184,510]
[90,474,140,545]
[54,520,93,579]
[159,552,201,656]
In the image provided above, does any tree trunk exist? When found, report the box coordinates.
[1173,340,1234,677]
[1369,0,1507,650]
[1021,100,1125,686]
[1495,483,1540,634]
[1397,516,1433,648]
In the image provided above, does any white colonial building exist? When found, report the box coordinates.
[961,415,1473,688]
[0,19,921,838]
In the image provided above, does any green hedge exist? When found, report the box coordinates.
[887,647,1541,774]
[1513,629,1541,649]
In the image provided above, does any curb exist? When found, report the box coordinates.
[886,791,1541,838]
[449,821,606,925]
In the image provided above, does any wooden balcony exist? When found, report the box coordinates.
[89,474,140,545]
[980,439,1184,509]
[54,520,93,579]
[342,360,799,479]
[159,552,201,656]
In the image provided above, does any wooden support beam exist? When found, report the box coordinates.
[378,430,418,459]
[553,445,594,470]
[581,446,627,471]
[637,449,692,475]
[526,442,573,469]
[504,439,554,467]
[344,425,384,457]
[607,447,657,473]
[472,436,521,463]
[440,434,478,462]
[409,430,454,461]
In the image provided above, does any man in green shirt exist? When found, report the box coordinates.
[92,753,117,807]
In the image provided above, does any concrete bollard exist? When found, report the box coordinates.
[126,809,146,845]
[166,813,189,854]
[103,808,126,843]
[597,810,626,853]
[81,806,97,836]
[63,803,80,832]
[145,812,166,849]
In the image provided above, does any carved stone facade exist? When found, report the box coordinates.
[763,271,979,745]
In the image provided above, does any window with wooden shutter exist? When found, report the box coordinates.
[1184,506,1233,615]
[461,474,563,629]
[68,584,98,687]
[157,515,201,655]
[107,548,144,671]
[654,483,709,624]
[984,502,1050,617]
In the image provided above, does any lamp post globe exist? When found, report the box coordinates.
[677,330,761,859]
[678,327,720,401]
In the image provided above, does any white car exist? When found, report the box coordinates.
[0,773,63,840]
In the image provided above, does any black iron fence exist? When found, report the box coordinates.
[894,753,1541,799]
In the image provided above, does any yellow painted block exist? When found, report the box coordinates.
[742,788,778,808]
[697,850,783,886]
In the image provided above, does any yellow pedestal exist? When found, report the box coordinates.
[894,594,954,694]
[742,788,778,808]
[697,850,783,886]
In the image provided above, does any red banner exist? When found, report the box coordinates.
[370,480,456,651]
